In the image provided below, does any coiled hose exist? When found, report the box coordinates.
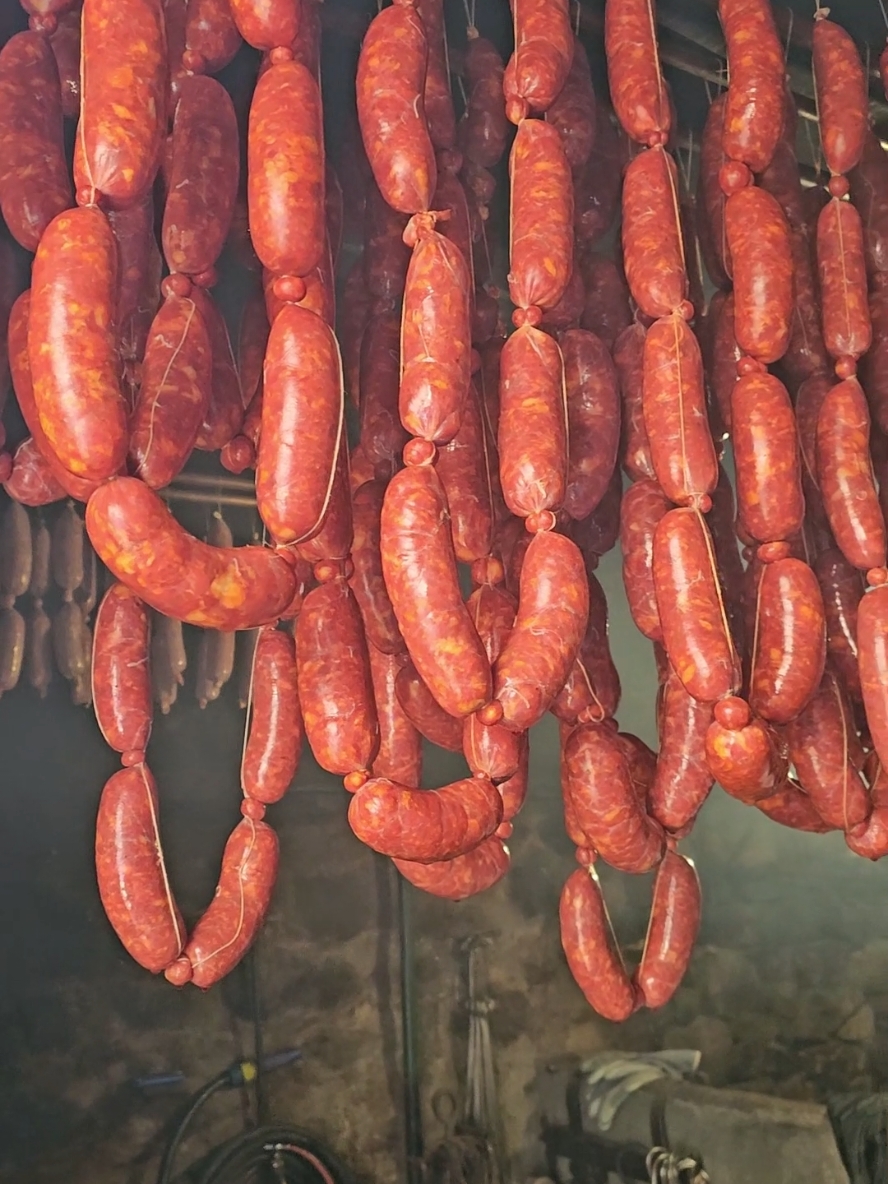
[190,1125,352,1184]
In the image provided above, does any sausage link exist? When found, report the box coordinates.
[50,501,82,602]
[359,309,408,473]
[495,530,588,732]
[817,197,871,364]
[228,0,298,49]
[653,507,739,702]
[781,224,830,393]
[240,626,301,803]
[858,585,888,777]
[290,436,353,568]
[437,380,495,563]
[705,709,787,803]
[816,377,886,571]
[560,866,637,1022]
[348,775,503,861]
[731,372,803,544]
[459,35,508,169]
[861,287,888,435]
[812,14,867,178]
[620,479,669,641]
[350,480,405,654]
[338,260,370,408]
[415,0,455,150]
[0,605,25,694]
[614,323,653,480]
[642,314,717,506]
[368,644,423,788]
[395,659,464,752]
[846,755,888,859]
[4,440,65,507]
[92,584,151,758]
[394,837,510,900]
[162,75,238,277]
[96,763,185,974]
[621,146,687,319]
[749,557,826,724]
[29,207,128,483]
[25,602,52,698]
[432,166,474,291]
[296,580,379,777]
[0,32,72,252]
[508,119,573,313]
[649,667,714,833]
[697,94,731,285]
[578,254,632,349]
[356,2,435,214]
[400,224,472,443]
[191,287,244,451]
[636,850,701,1009]
[849,131,888,280]
[755,781,835,833]
[50,9,81,120]
[725,186,793,364]
[814,548,863,699]
[573,108,624,248]
[236,286,270,415]
[75,0,166,207]
[498,325,567,517]
[709,293,741,432]
[503,0,572,122]
[363,185,411,304]
[545,38,596,174]
[604,0,670,147]
[169,817,279,988]
[183,0,242,74]
[551,571,621,726]
[151,612,185,714]
[257,304,342,546]
[462,583,521,780]
[109,194,162,394]
[571,468,623,562]
[561,329,619,521]
[718,0,785,173]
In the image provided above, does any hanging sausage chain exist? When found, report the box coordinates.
[1,0,888,1007]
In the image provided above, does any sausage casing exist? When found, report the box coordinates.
[241,626,301,804]
[507,118,573,312]
[817,197,872,363]
[560,866,637,1021]
[92,584,152,757]
[350,479,405,655]
[503,0,572,122]
[620,479,669,641]
[621,146,686,318]
[368,644,423,788]
[749,558,826,724]
[394,837,510,900]
[561,329,619,521]
[604,0,670,147]
[731,372,804,544]
[636,850,701,1009]
[725,186,793,364]
[812,14,867,178]
[649,667,714,833]
[718,0,785,173]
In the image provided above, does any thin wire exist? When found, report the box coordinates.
[878,0,888,33]
[784,8,794,63]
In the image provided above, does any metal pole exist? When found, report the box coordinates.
[397,874,424,1184]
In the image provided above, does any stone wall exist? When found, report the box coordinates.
[4,550,888,1183]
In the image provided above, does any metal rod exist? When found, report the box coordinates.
[161,488,257,509]
[169,471,255,494]
[397,875,424,1184]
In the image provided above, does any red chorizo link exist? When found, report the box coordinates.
[338,261,371,409]
[356,0,436,215]
[75,0,166,207]
[228,0,298,49]
[0,32,72,252]
[86,477,297,629]
[109,194,163,397]
[859,585,888,776]
[565,722,665,873]
[293,437,353,565]
[400,222,472,444]
[642,314,717,506]
[705,703,787,804]
[620,479,669,642]
[394,837,510,900]
[621,146,687,319]
[162,76,238,278]
[498,736,529,821]
[432,166,474,287]
[50,9,81,121]
[816,377,886,571]
[614,323,654,481]
[814,549,863,700]
[561,329,619,522]
[508,119,573,313]
[697,94,731,286]
[812,13,867,178]
[29,207,128,484]
[560,866,637,1021]
[604,0,670,147]
[862,287,888,436]
[849,131,888,280]
[649,667,714,833]
[183,0,242,74]
[459,35,507,168]
[382,465,492,717]
[359,309,407,473]
[551,575,621,726]
[503,0,572,123]
[636,850,701,1009]
[462,583,521,781]
[415,0,455,151]
[437,380,495,564]
[618,733,658,809]
[256,304,342,545]
[758,135,806,233]
[368,644,422,788]
[348,774,503,861]
[725,186,793,364]
[395,659,463,753]
[571,468,623,562]
[191,287,244,451]
[92,584,151,759]
[749,558,826,724]
[129,292,213,489]
[755,782,834,833]
[4,439,66,508]
[781,225,830,394]
[350,480,404,655]
[718,0,784,173]
[731,372,803,544]
[363,185,411,304]
[167,817,279,988]
[498,325,567,517]
[653,507,739,702]
[817,197,871,364]
[539,266,584,335]
[545,38,596,174]
[578,254,632,350]
[237,287,270,414]
[241,627,301,804]
[96,763,186,975]
[574,108,624,249]
[709,293,741,432]
[494,530,588,732]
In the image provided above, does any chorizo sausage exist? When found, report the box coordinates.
[459,34,508,169]
[368,644,423,788]
[755,781,834,833]
[257,303,342,545]
[168,817,279,988]
[642,314,717,506]
[749,557,826,724]
[725,186,793,364]
[814,548,863,700]
[717,0,785,173]
[394,837,510,900]
[183,0,242,74]
[494,530,588,732]
[697,93,731,286]
[578,254,632,350]
[348,775,503,862]
[182,289,244,451]
[363,184,411,305]
[0,31,72,252]
[50,9,81,121]
[436,380,495,563]
[545,36,596,174]
[551,571,621,726]
[861,286,888,436]
[86,477,297,629]
[781,225,830,394]
[227,0,297,50]
[241,626,301,804]
[75,0,166,207]
[816,377,886,571]
[846,754,888,860]
[636,850,701,1009]
[109,194,163,397]
[620,479,669,642]
[614,323,654,481]
[731,372,804,544]
[849,131,888,281]
[508,118,573,314]
[395,659,464,753]
[560,866,637,1022]
[29,207,128,483]
[296,579,379,778]
[92,584,151,759]
[812,13,867,179]
[350,480,404,655]
[649,668,714,833]
[415,0,455,151]
[573,107,624,249]
[561,329,620,521]
[498,325,567,517]
[708,292,741,432]
[4,440,66,507]
[653,507,739,703]
[858,585,888,776]
[817,197,871,364]
[621,146,687,319]
[463,582,521,782]
[704,698,785,804]
[356,1,436,214]
[604,0,670,148]
[96,763,185,975]
[359,309,408,473]
[503,0,572,123]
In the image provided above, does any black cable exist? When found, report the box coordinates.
[156,1073,231,1184]
[246,947,267,1128]
[195,1124,353,1184]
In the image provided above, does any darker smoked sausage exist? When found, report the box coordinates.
[560,866,637,1021]
[241,626,301,804]
[92,584,152,760]
[395,660,464,753]
[561,329,620,521]
[636,850,701,1009]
